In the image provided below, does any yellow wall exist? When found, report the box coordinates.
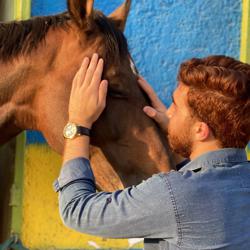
[21,145,143,249]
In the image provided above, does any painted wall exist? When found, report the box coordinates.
[21,0,245,249]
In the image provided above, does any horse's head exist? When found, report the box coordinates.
[0,0,175,190]
[64,0,175,188]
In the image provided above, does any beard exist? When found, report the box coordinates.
[167,125,193,159]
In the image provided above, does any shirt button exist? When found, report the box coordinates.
[106,197,112,203]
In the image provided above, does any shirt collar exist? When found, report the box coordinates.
[178,148,248,172]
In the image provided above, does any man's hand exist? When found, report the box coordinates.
[63,54,108,163]
[68,53,108,128]
[138,76,169,133]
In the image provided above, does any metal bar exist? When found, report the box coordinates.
[10,0,31,237]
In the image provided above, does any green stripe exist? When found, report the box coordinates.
[10,0,31,236]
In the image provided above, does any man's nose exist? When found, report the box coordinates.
[166,104,173,118]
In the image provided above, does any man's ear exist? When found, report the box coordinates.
[67,0,94,29]
[194,122,211,141]
[108,0,131,31]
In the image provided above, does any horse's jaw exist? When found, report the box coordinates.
[90,140,171,191]
[90,145,124,191]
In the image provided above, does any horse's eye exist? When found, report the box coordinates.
[108,88,128,99]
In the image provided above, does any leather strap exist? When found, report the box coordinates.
[76,126,91,137]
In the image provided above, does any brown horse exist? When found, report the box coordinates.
[0,0,175,191]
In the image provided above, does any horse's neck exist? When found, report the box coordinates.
[0,24,86,146]
[0,28,67,144]
[0,60,34,143]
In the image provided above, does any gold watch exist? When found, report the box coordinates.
[63,122,91,139]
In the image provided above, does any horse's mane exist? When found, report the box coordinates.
[0,13,70,61]
[0,11,128,63]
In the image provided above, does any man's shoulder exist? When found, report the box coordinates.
[162,158,250,188]
[159,158,250,211]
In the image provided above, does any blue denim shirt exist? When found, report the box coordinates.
[54,148,250,250]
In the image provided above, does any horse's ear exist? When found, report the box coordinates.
[67,0,94,29]
[108,0,131,31]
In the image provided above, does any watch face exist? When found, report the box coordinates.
[63,123,77,139]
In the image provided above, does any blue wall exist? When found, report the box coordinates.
[27,0,242,144]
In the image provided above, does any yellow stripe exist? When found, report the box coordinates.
[240,0,250,62]
[14,0,31,20]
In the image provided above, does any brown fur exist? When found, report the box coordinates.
[0,0,175,191]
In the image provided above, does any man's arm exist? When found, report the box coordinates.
[55,157,177,239]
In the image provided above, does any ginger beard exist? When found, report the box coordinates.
[167,116,194,159]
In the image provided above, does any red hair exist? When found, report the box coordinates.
[178,55,250,148]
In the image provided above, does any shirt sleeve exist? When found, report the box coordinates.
[54,157,177,239]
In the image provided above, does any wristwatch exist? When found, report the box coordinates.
[63,122,91,139]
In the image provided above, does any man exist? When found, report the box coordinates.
[54,53,250,249]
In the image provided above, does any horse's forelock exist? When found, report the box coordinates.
[93,11,129,64]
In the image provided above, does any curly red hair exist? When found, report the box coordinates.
[178,55,250,148]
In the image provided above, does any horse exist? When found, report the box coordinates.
[0,0,175,191]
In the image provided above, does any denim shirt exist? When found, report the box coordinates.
[54,148,250,250]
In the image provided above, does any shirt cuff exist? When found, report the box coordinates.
[53,157,95,192]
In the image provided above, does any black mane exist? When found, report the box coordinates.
[0,10,129,62]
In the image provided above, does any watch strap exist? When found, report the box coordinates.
[76,126,91,137]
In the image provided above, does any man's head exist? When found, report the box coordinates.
[167,55,250,159]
